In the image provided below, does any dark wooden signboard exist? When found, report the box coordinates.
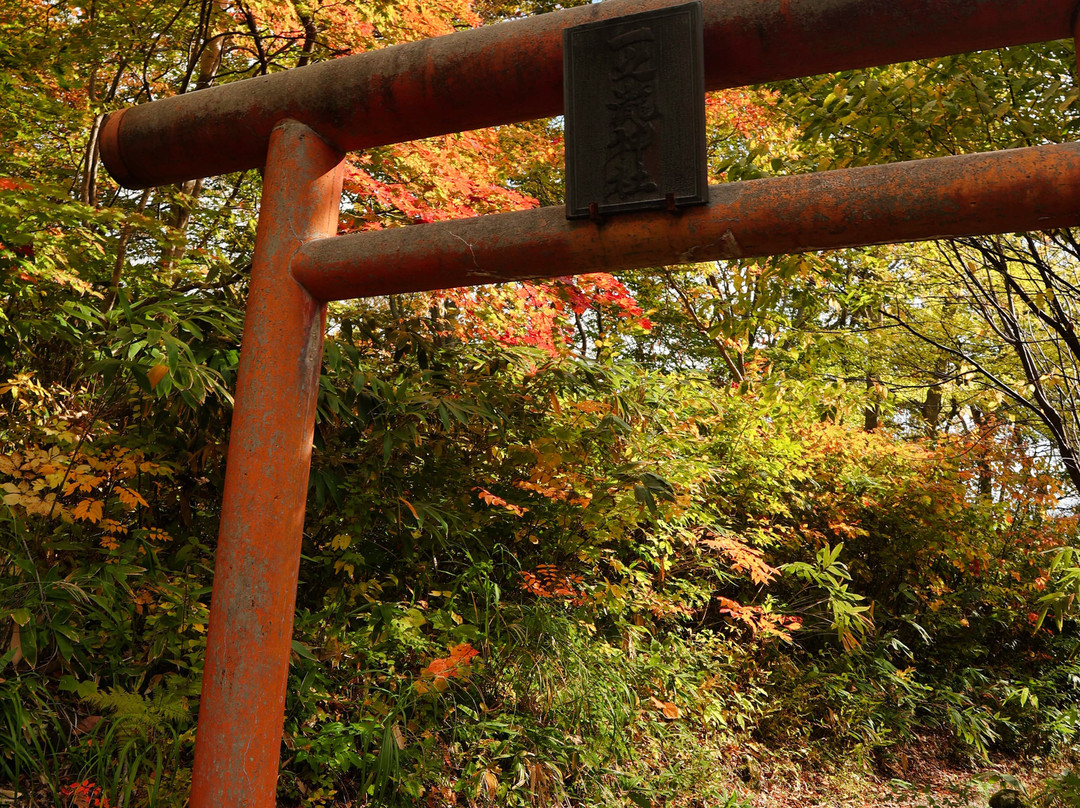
[563,1,708,220]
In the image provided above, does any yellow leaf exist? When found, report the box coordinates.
[24,497,52,517]
[147,364,169,389]
[392,724,406,751]
[333,560,355,578]
[480,770,498,798]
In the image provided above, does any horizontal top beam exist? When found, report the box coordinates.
[101,0,1080,189]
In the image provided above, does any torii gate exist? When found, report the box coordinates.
[99,0,1080,805]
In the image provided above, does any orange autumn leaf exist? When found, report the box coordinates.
[650,696,681,720]
[73,499,104,524]
[700,529,778,586]
[520,565,587,604]
[146,365,169,389]
[116,487,148,510]
[416,643,480,694]
[475,487,528,516]
[716,596,800,643]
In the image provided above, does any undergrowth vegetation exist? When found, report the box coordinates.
[2,303,1077,805]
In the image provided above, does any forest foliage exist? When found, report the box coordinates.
[1,1,1079,806]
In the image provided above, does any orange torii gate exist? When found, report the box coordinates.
[99,0,1080,805]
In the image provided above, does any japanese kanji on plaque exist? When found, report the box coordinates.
[563,1,708,219]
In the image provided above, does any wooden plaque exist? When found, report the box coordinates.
[563,1,708,220]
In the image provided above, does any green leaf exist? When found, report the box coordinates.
[291,640,317,661]
[19,625,37,667]
[10,607,31,626]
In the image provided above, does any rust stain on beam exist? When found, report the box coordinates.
[291,142,1080,301]
[100,0,1079,188]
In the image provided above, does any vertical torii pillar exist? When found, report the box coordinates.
[188,122,344,807]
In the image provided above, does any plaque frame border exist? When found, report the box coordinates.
[563,1,709,220]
